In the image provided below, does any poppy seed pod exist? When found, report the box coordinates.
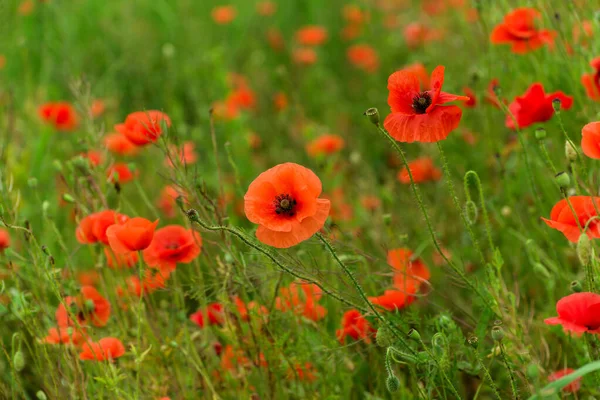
[364,108,380,125]
[467,335,479,348]
[555,172,570,189]
[565,141,578,162]
[570,280,583,293]
[491,326,504,341]
[577,234,592,266]
[186,209,201,223]
[36,391,48,400]
[407,328,421,341]
[552,97,562,112]
[386,375,400,393]
[376,326,394,347]
[13,350,25,372]
[534,128,547,140]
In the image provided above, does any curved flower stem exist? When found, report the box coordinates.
[473,348,502,400]
[463,171,495,252]
[316,232,415,355]
[437,142,486,265]
[499,342,520,400]
[417,337,462,399]
[185,211,368,314]
[375,126,497,317]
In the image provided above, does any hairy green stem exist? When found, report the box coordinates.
[499,342,519,400]
[473,349,502,400]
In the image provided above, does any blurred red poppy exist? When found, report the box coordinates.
[397,157,442,184]
[542,196,600,242]
[56,286,111,327]
[106,217,158,254]
[490,8,555,54]
[143,225,202,273]
[336,309,375,344]
[190,303,225,328]
[115,111,171,146]
[505,83,573,129]
[79,337,125,361]
[548,369,581,393]
[39,102,79,131]
[581,57,600,102]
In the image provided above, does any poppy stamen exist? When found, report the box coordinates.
[274,194,297,217]
[412,92,432,114]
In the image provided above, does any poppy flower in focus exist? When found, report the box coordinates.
[542,196,600,242]
[403,23,442,48]
[384,65,469,143]
[56,286,111,327]
[292,48,318,66]
[256,1,276,16]
[105,247,138,269]
[306,134,345,157]
[106,217,158,254]
[336,309,375,344]
[165,142,197,167]
[581,57,600,102]
[76,210,129,245]
[104,133,139,156]
[388,248,430,291]
[212,5,236,24]
[505,83,573,129]
[115,111,171,146]
[190,303,225,328]
[276,283,327,321]
[490,8,556,54]
[295,26,328,46]
[545,292,600,335]
[397,157,442,184]
[462,87,477,107]
[43,327,86,345]
[582,122,600,159]
[347,44,379,73]
[233,296,269,321]
[244,163,330,248]
[79,337,125,361]
[143,225,202,273]
[38,102,79,131]
[548,369,581,393]
[106,163,138,184]
[0,228,10,252]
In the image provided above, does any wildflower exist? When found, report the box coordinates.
[104,133,139,156]
[545,292,600,334]
[256,1,276,16]
[190,303,225,328]
[582,122,600,159]
[165,142,197,167]
[212,5,236,24]
[397,157,442,184]
[490,8,556,54]
[79,337,125,361]
[462,87,477,107]
[18,0,34,16]
[388,248,430,291]
[76,210,129,245]
[106,217,158,254]
[143,225,202,273]
[347,44,379,73]
[306,134,345,157]
[368,289,415,311]
[115,111,171,146]
[293,48,318,65]
[38,102,78,131]
[0,228,10,251]
[157,185,186,218]
[119,270,170,298]
[106,163,138,184]
[548,369,581,393]
[233,296,268,321]
[581,57,600,102]
[485,78,504,108]
[273,92,288,112]
[105,247,138,269]
[295,26,328,46]
[403,63,430,88]
[276,283,327,321]
[360,195,381,211]
[506,83,573,129]
[384,65,468,143]
[403,22,441,48]
[266,28,285,51]
[336,309,375,344]
[56,286,111,327]
[324,188,353,222]
[289,362,317,381]
[81,151,103,167]
[542,196,600,242]
[77,270,100,286]
[90,99,105,118]
[43,327,85,346]
[244,163,330,248]
[343,5,368,25]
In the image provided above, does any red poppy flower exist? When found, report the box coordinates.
[323,188,353,222]
[505,83,573,129]
[233,296,268,321]
[485,78,504,108]
[115,111,171,146]
[343,4,368,25]
[190,303,225,328]
[77,270,100,286]
[105,247,138,269]
[256,1,276,16]
[545,292,600,335]
[90,99,105,118]
[106,217,158,254]
[76,210,129,245]
[244,163,330,248]
[295,26,328,46]
[79,337,125,361]
[165,142,197,167]
[227,86,256,111]
[276,283,327,321]
[548,368,581,393]
[582,122,600,159]
[80,151,103,167]
[0,228,10,252]
[384,65,468,143]
[347,44,379,73]
[360,195,381,211]
[104,133,139,156]
[293,48,318,65]
[43,327,86,346]
[306,134,345,157]
[369,289,416,311]
[289,362,317,381]
[273,92,288,112]
[403,63,430,88]
[490,8,556,54]
[581,57,600,102]
[38,102,79,131]
[157,185,186,218]
[388,248,431,291]
[336,309,375,344]
[143,225,202,273]
[397,157,442,184]
[56,286,111,327]
[106,163,138,184]
[462,87,477,107]
[403,22,442,48]
[118,270,170,298]
[211,5,236,24]
[542,196,600,242]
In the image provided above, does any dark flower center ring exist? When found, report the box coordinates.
[275,194,297,217]
[412,92,432,114]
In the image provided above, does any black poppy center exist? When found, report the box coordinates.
[412,92,432,114]
[274,194,297,217]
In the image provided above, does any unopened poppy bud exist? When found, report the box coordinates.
[170,341,178,348]
[577,234,592,266]
[555,172,570,189]
[465,200,478,225]
[534,128,547,140]
[84,299,96,312]
[62,193,75,203]
[438,314,453,329]
[565,141,578,162]
[53,160,63,172]
[13,350,25,372]
[552,98,562,112]
[36,391,47,400]
[364,108,380,126]
[467,335,479,348]
[376,326,394,347]
[432,333,446,357]
[570,280,583,293]
[493,83,502,98]
[27,177,38,188]
[386,375,400,393]
[491,326,504,341]
[407,328,421,341]
[186,209,201,223]
[526,363,539,380]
